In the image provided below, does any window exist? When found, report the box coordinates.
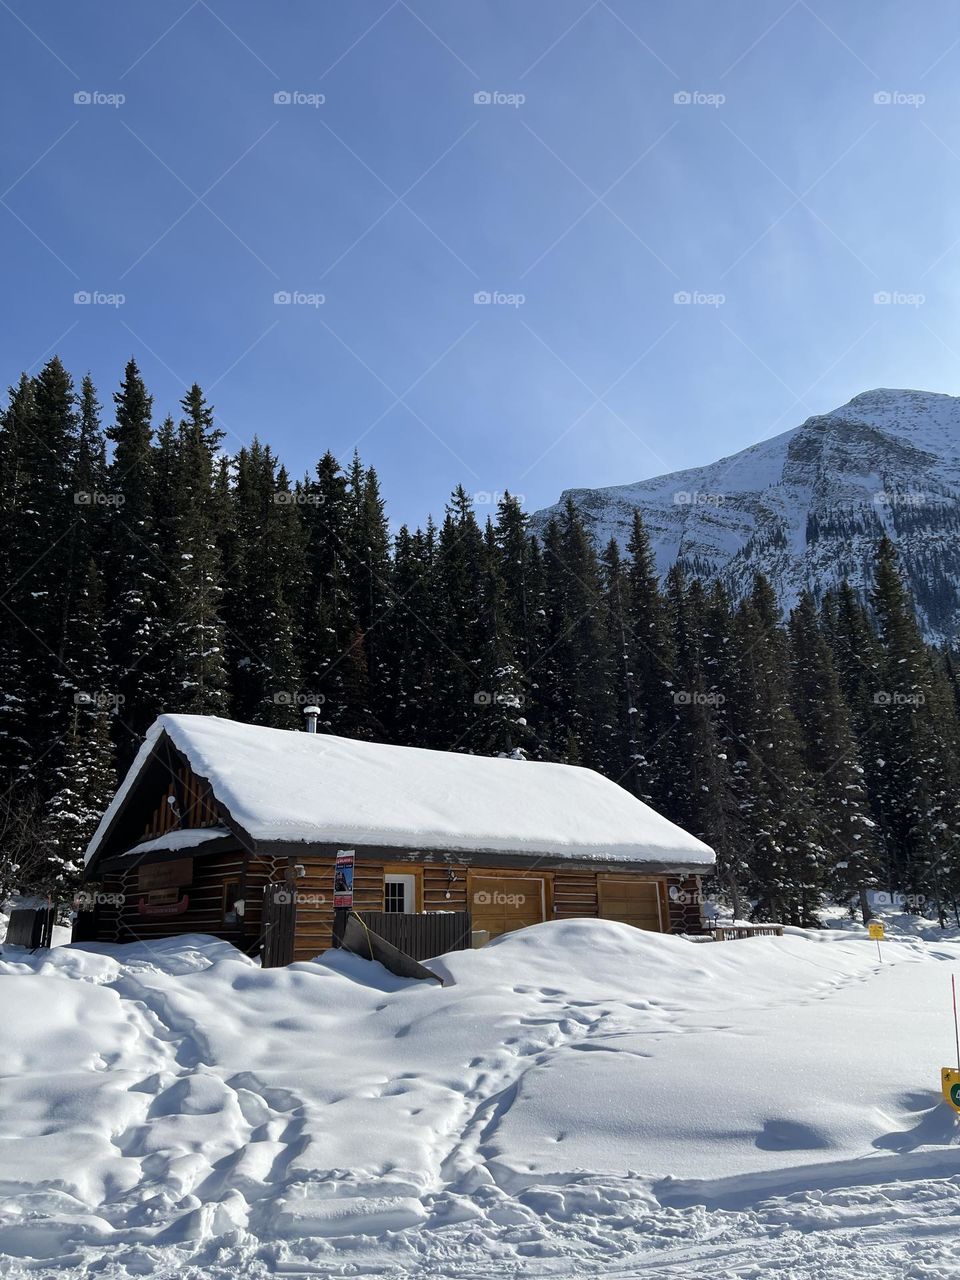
[384,873,416,913]
[222,880,243,926]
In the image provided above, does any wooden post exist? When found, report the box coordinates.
[332,908,349,948]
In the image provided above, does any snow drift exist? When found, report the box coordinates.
[1,920,960,1278]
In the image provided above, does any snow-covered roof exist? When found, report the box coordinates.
[117,826,233,859]
[85,714,715,870]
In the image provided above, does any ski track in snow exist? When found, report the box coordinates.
[2,922,960,1278]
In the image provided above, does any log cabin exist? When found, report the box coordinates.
[78,714,716,963]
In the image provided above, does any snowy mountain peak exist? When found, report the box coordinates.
[532,389,960,644]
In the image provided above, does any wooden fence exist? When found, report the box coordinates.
[3,905,55,949]
[707,923,784,941]
[357,910,472,961]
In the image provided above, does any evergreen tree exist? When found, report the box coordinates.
[470,520,531,756]
[727,575,823,924]
[66,376,108,614]
[623,511,674,806]
[7,350,960,926]
[939,646,960,724]
[698,580,748,917]
[345,454,392,723]
[42,559,115,888]
[663,572,737,867]
[38,377,115,886]
[14,358,80,789]
[432,486,488,749]
[168,385,228,714]
[383,521,440,746]
[148,413,180,712]
[494,494,547,756]
[104,359,159,767]
[0,375,36,788]
[298,452,377,736]
[821,580,881,719]
[494,493,542,671]
[788,591,877,919]
[223,442,305,727]
[538,500,615,770]
[868,536,960,916]
[601,537,636,789]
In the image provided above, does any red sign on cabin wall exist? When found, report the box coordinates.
[334,851,355,909]
[138,891,190,917]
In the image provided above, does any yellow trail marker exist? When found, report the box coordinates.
[868,919,884,962]
[942,1068,960,1114]
[943,976,960,1113]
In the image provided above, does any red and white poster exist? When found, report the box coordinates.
[333,850,355,909]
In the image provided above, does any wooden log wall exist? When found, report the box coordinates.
[91,857,707,961]
[95,851,276,954]
[141,764,221,840]
[289,856,385,962]
[290,860,707,960]
[666,874,707,934]
[423,862,468,912]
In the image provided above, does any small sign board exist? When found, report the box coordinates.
[334,850,355,909]
[868,921,885,941]
[138,858,194,892]
[942,1067,960,1113]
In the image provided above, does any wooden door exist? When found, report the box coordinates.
[597,877,665,932]
[469,875,545,939]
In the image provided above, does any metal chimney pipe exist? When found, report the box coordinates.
[303,704,321,734]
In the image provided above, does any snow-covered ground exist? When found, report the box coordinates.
[2,920,960,1278]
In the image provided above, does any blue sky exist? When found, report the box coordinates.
[2,1,960,527]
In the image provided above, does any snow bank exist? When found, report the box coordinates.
[2,921,960,1278]
[85,714,715,869]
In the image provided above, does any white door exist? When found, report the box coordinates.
[384,873,416,913]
